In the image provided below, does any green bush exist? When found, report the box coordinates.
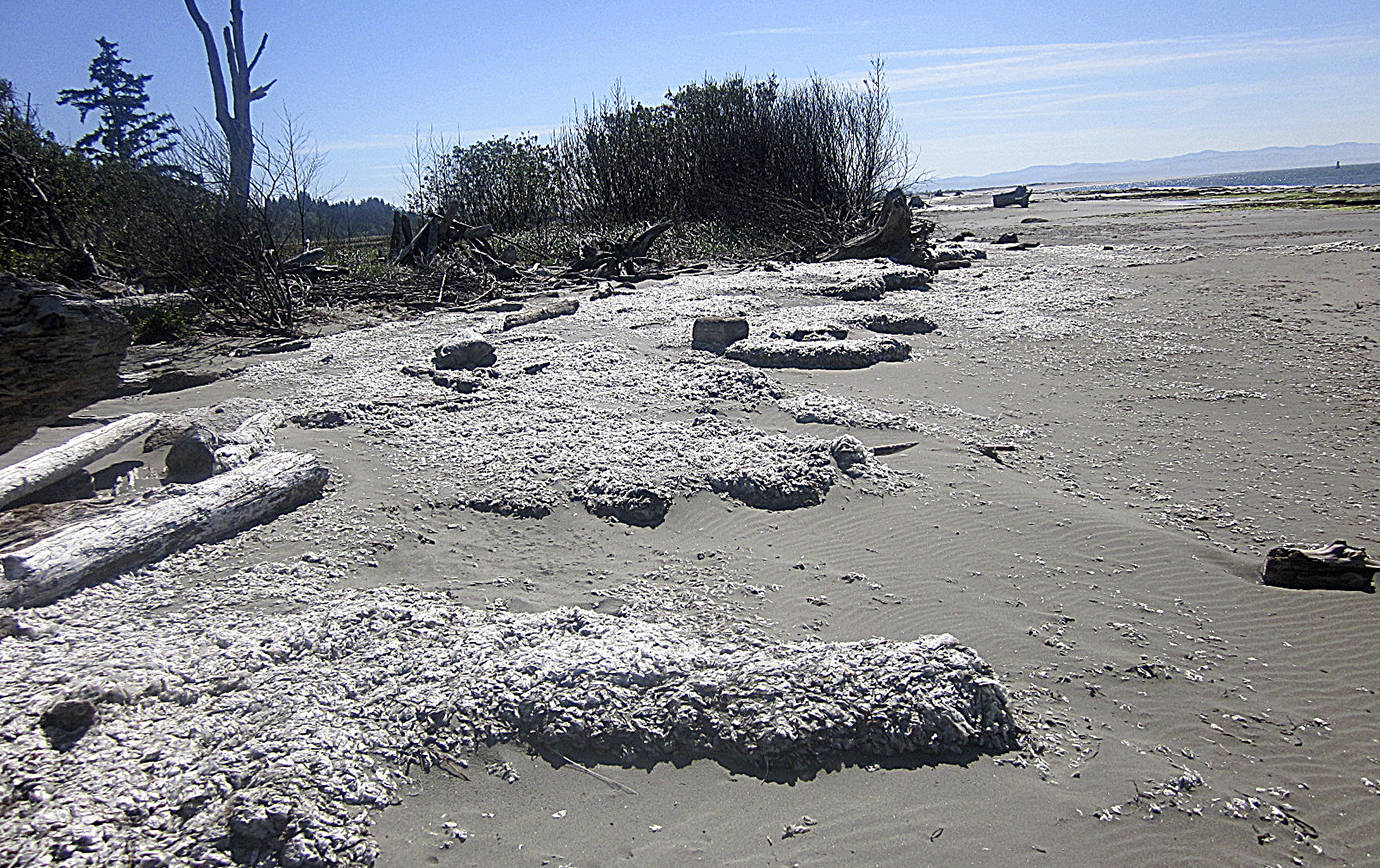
[414,64,911,248]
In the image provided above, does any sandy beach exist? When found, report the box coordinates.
[3,191,1378,867]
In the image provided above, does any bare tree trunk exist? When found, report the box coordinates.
[183,0,275,211]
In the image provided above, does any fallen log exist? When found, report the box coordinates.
[0,413,160,510]
[1262,540,1378,591]
[502,297,579,330]
[1,451,329,607]
[993,186,1030,208]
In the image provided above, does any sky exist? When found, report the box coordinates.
[2,0,1378,202]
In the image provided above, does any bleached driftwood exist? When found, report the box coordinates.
[213,409,285,472]
[502,297,579,331]
[1,451,328,607]
[0,413,159,510]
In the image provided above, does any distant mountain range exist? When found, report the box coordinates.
[922,143,1380,190]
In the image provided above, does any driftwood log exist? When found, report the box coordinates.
[0,414,159,510]
[502,297,579,330]
[1,276,132,456]
[566,219,673,278]
[993,186,1031,208]
[1,451,329,608]
[1262,540,1378,592]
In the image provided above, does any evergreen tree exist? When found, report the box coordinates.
[58,37,179,166]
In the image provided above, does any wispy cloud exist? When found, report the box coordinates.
[726,20,871,38]
[901,81,1272,123]
[865,31,1380,92]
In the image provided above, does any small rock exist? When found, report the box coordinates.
[433,331,496,370]
[829,435,873,477]
[861,312,936,335]
[781,326,848,342]
[163,424,219,483]
[431,370,482,393]
[692,317,749,352]
[995,233,1019,244]
[575,474,673,528]
[291,409,348,428]
[39,699,97,748]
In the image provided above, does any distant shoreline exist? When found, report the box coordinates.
[921,161,1380,194]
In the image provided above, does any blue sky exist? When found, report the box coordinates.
[3,0,1378,201]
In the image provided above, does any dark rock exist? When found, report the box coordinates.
[0,275,131,456]
[164,424,219,483]
[691,317,749,352]
[861,312,936,335]
[39,698,96,749]
[433,331,496,370]
[995,233,1019,244]
[1262,540,1377,591]
[725,337,911,370]
[1021,217,1049,224]
[291,409,348,429]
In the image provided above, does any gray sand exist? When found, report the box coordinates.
[2,194,1378,866]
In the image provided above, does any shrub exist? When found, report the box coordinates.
[414,62,912,249]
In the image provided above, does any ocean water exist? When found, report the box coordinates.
[1106,162,1380,189]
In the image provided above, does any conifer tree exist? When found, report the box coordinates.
[58,37,179,166]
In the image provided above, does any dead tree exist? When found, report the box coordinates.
[183,0,275,211]
[565,219,674,278]
[820,189,914,262]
